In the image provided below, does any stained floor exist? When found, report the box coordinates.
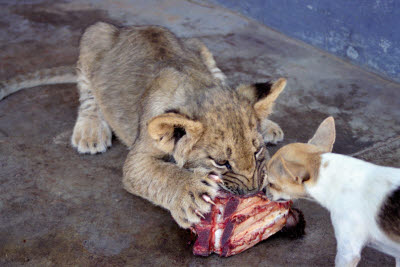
[0,0,399,266]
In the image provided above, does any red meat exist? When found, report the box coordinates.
[192,192,298,257]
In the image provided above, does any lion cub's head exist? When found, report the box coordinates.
[147,78,286,194]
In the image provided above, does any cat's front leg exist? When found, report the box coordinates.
[332,215,366,267]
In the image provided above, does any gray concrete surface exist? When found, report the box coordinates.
[210,0,400,83]
[0,0,399,266]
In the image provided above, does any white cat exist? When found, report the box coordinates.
[265,117,400,266]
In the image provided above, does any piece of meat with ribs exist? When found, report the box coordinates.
[192,191,304,257]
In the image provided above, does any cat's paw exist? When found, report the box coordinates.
[71,117,112,154]
[261,119,284,144]
[170,172,221,229]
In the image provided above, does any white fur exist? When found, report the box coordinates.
[306,153,400,266]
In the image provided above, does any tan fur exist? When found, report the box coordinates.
[260,119,284,144]
[265,117,335,200]
[266,143,324,199]
[73,22,289,228]
[237,79,286,144]
[254,78,286,119]
[1,22,287,229]
[308,116,336,152]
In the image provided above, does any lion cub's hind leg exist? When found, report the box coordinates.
[183,38,227,84]
[71,71,112,154]
[199,44,227,85]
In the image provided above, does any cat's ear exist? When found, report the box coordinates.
[147,113,204,153]
[279,156,311,184]
[308,116,336,152]
[237,78,286,120]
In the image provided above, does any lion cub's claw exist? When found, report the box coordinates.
[171,173,220,229]
[202,194,216,205]
[71,118,112,154]
[208,173,223,184]
[195,209,206,219]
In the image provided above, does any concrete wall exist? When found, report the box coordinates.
[212,0,400,82]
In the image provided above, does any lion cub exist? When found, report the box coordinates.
[75,22,289,228]
[265,117,400,266]
[0,22,286,228]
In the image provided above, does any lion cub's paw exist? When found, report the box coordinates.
[171,173,221,229]
[71,117,112,154]
[261,119,284,144]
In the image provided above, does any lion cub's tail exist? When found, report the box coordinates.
[0,66,77,101]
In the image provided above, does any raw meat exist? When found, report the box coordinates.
[192,191,301,257]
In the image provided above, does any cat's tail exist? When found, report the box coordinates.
[0,66,77,101]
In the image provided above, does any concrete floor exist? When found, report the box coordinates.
[0,0,399,266]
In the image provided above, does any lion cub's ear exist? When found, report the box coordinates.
[237,78,287,120]
[147,113,204,153]
[307,116,336,152]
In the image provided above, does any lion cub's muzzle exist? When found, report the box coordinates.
[222,157,267,195]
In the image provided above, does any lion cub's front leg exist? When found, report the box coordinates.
[71,71,112,154]
[123,148,220,228]
[260,119,284,144]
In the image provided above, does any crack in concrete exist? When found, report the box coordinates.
[186,0,216,9]
[350,135,400,161]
